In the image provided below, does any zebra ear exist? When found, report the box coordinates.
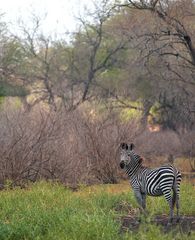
[129,143,135,150]
[120,142,128,150]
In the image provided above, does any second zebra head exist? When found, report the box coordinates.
[119,143,142,169]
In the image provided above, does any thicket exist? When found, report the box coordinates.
[0,102,194,187]
[0,104,135,186]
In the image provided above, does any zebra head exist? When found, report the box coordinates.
[119,142,135,169]
[120,142,142,169]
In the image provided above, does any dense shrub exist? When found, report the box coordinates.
[0,102,194,187]
[0,104,139,186]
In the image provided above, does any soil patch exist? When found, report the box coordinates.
[120,214,195,234]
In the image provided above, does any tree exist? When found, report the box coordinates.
[116,0,195,131]
[7,2,133,112]
[0,16,29,100]
[12,16,74,111]
[58,0,133,110]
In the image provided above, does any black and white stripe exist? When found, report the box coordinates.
[120,143,182,222]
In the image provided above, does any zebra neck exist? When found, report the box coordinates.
[125,163,141,177]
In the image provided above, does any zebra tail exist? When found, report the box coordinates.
[172,166,178,207]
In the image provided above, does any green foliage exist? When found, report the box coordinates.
[0,82,29,97]
[0,181,194,240]
[98,68,129,93]
[0,96,4,105]
[120,107,141,121]
[1,40,25,69]
[133,75,153,100]
[119,101,142,121]
[148,102,162,124]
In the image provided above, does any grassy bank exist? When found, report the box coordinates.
[0,181,194,240]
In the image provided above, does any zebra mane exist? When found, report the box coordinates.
[132,151,143,165]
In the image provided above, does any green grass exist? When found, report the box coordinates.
[0,181,194,240]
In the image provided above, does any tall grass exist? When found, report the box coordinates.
[0,181,194,240]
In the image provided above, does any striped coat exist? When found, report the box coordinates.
[120,143,182,223]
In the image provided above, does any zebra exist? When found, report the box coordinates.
[119,142,182,223]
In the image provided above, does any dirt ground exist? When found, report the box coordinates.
[120,214,195,234]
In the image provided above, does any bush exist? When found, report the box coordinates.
[0,104,139,186]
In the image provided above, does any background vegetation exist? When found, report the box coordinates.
[0,0,195,187]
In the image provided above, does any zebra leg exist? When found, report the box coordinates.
[172,182,181,222]
[141,193,148,220]
[175,182,181,222]
[134,190,145,213]
[176,176,182,222]
[172,186,176,211]
[175,195,180,222]
[162,189,174,224]
[134,191,150,224]
[141,193,146,210]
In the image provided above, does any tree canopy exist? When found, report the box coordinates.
[0,0,195,131]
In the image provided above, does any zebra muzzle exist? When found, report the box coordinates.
[120,161,125,169]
